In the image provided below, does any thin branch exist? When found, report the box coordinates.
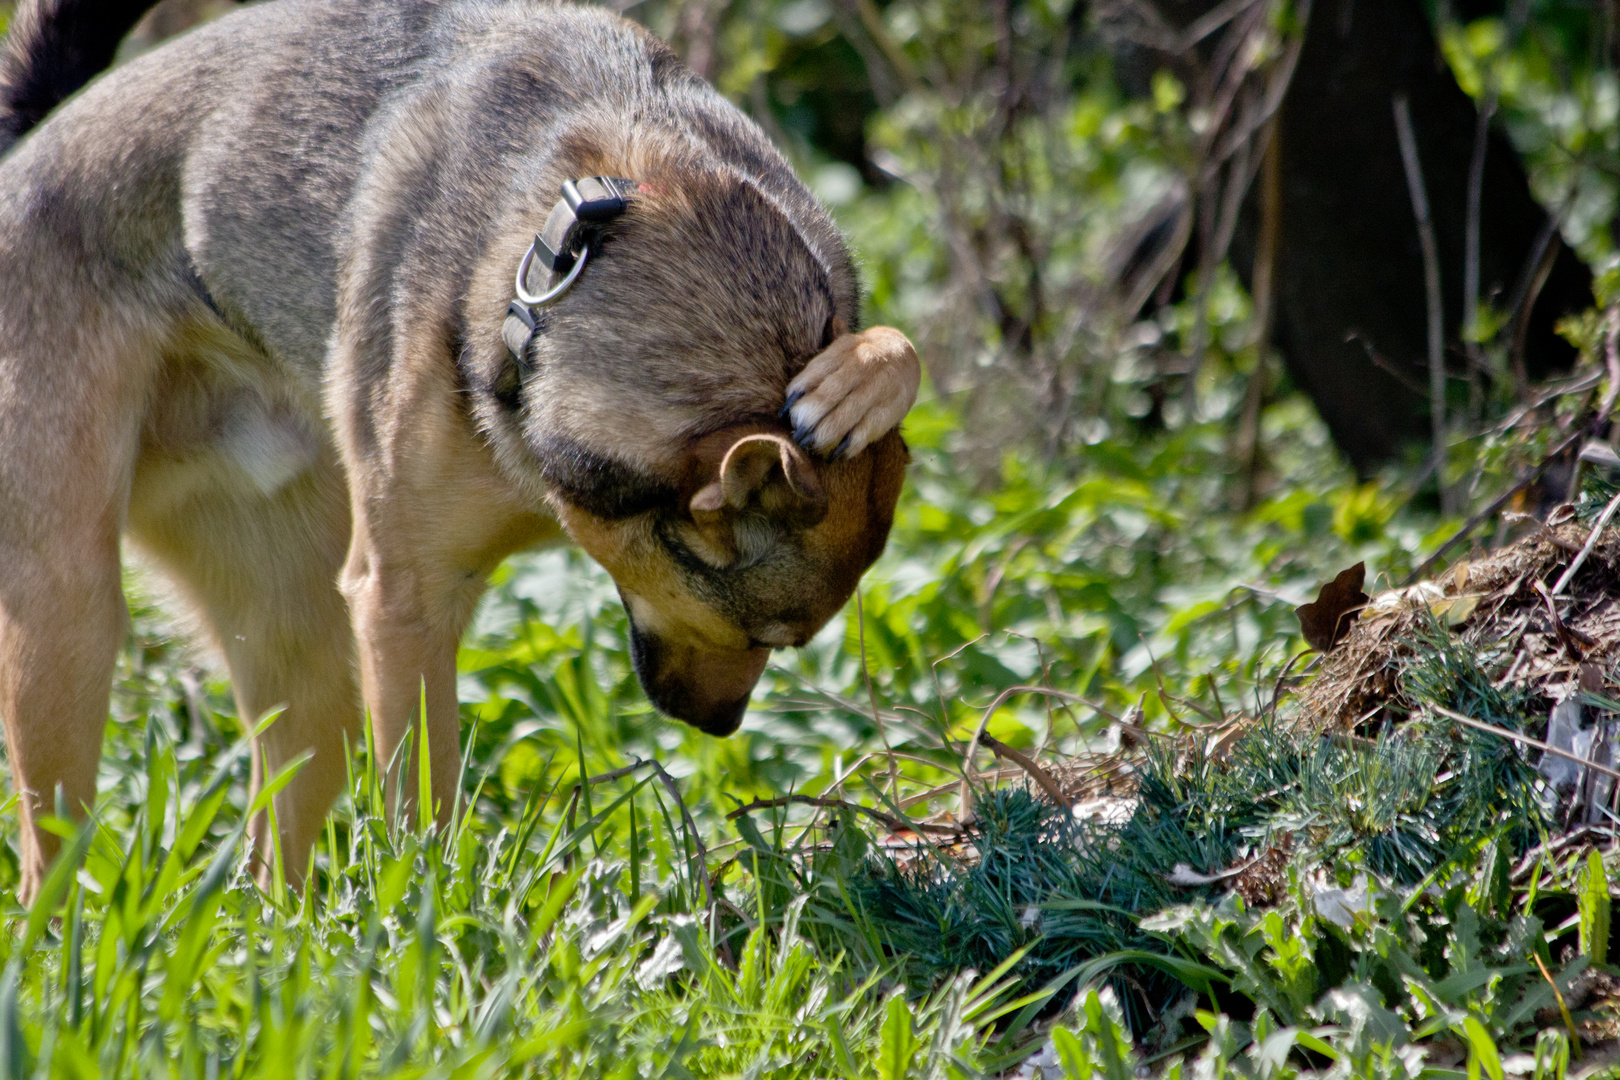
[1552,487,1620,594]
[643,759,713,909]
[1486,369,1603,437]
[1208,0,1313,168]
[1350,333,1432,397]
[1430,703,1620,782]
[1507,192,1577,394]
[1464,97,1494,359]
[977,733,1069,806]
[1533,948,1584,1049]
[1402,423,1589,585]
[955,685,1148,819]
[1463,91,1496,422]
[726,794,964,835]
[1512,823,1615,879]
[1177,0,1268,49]
[1233,126,1281,509]
[1394,94,1451,515]
[855,591,899,800]
[851,0,920,91]
[1602,304,1620,422]
[1534,578,1593,661]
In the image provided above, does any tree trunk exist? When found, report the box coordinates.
[1259,0,1590,471]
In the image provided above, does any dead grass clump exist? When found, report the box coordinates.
[1299,519,1620,731]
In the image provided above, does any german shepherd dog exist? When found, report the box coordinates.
[0,0,920,899]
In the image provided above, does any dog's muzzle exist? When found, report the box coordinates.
[626,617,769,737]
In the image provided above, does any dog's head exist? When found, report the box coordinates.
[469,156,909,734]
[552,424,907,735]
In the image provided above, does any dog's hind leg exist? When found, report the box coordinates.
[0,309,156,901]
[0,524,126,900]
[128,355,359,886]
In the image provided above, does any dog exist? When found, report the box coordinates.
[0,0,920,900]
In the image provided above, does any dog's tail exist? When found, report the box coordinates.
[0,0,162,153]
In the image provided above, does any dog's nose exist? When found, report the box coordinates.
[627,619,768,736]
[672,692,750,737]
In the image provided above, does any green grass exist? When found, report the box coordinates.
[0,375,1587,1077]
[0,709,1042,1078]
[0,477,1581,1077]
[4,0,1619,1069]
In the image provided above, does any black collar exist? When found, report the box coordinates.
[502,176,638,363]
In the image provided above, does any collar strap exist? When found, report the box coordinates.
[503,176,638,362]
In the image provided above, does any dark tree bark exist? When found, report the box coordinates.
[1257,0,1590,471]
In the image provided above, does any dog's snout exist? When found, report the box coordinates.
[628,618,768,736]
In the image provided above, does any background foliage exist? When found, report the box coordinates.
[5,0,1620,1074]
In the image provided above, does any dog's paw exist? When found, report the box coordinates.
[784,326,920,460]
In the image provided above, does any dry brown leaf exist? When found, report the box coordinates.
[1296,562,1369,652]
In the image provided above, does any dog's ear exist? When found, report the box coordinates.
[690,432,824,517]
[681,432,827,567]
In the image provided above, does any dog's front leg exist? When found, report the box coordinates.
[785,326,921,459]
[335,350,555,825]
[339,531,467,820]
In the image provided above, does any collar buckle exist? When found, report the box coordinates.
[506,176,638,363]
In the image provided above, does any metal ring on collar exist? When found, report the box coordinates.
[514,240,591,306]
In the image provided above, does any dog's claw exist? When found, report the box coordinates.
[784,326,919,460]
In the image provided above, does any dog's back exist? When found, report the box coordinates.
[3,1,848,369]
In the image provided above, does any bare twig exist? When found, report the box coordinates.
[1403,425,1590,585]
[1430,703,1620,782]
[1552,488,1620,595]
[555,757,714,909]
[1177,0,1267,49]
[1209,0,1313,167]
[1394,94,1451,515]
[726,794,964,835]
[1534,578,1595,660]
[977,733,1069,806]
[1487,369,1603,437]
[1352,334,1433,397]
[1512,823,1615,879]
[855,590,900,800]
[1463,94,1496,421]
[957,685,1149,820]
[1533,948,1583,1050]
[1463,98,1492,361]
[1602,304,1620,422]
[1233,127,1280,510]
[644,759,714,909]
[1510,214,1567,394]
[847,0,921,92]
[767,665,914,730]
